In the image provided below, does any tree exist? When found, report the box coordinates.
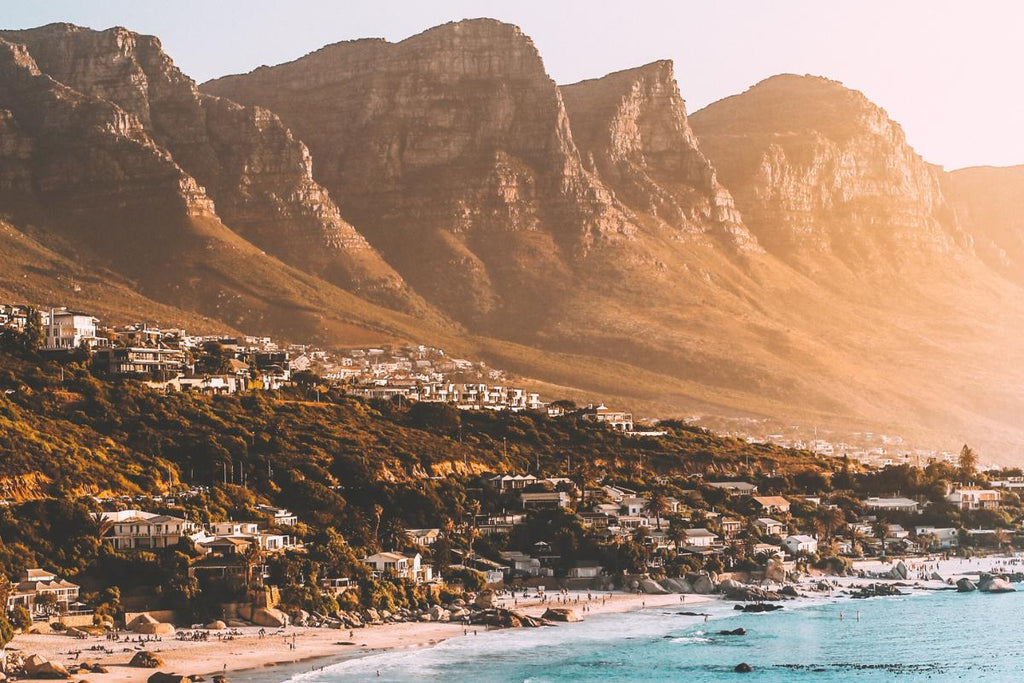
[812,507,846,540]
[958,444,978,481]
[8,604,31,632]
[34,592,59,617]
[644,494,671,530]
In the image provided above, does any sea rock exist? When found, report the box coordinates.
[977,574,1016,593]
[956,578,978,593]
[541,608,581,623]
[129,652,165,668]
[719,628,747,636]
[930,572,944,582]
[24,655,71,679]
[147,673,190,683]
[735,662,753,673]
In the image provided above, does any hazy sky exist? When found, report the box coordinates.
[5,1,1021,170]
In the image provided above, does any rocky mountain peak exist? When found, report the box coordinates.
[203,19,634,330]
[560,59,756,249]
[1,23,418,310]
[690,73,966,271]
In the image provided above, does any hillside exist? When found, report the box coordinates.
[0,19,1023,458]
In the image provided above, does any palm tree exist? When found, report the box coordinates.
[644,494,672,530]
[958,444,978,482]
[813,507,846,540]
[667,515,688,552]
[242,542,265,588]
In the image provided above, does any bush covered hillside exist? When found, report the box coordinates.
[10,339,1020,629]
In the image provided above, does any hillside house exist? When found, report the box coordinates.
[862,497,920,514]
[752,496,791,514]
[946,488,1001,511]
[362,552,434,583]
[755,518,786,536]
[783,535,818,555]
[95,510,204,550]
[6,568,80,616]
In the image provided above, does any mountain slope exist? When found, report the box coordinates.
[945,165,1024,283]
[0,35,449,348]
[0,23,423,313]
[690,75,969,283]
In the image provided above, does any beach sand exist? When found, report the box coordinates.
[8,591,711,683]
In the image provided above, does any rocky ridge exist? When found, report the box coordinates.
[690,74,969,276]
[1,23,417,311]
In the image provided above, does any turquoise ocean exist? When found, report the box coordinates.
[247,588,1024,682]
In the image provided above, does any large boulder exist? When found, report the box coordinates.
[205,621,227,630]
[252,607,289,628]
[136,622,175,636]
[978,574,1016,593]
[24,655,71,679]
[148,674,190,683]
[127,613,159,631]
[541,608,581,622]
[129,652,165,669]
[692,574,716,595]
[956,578,977,593]
[888,561,909,580]
[474,590,494,609]
[638,578,668,594]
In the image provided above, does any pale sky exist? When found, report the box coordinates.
[5,0,1021,170]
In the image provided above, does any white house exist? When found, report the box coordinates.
[520,491,570,509]
[783,535,818,555]
[6,568,80,616]
[362,551,434,583]
[42,308,102,351]
[407,528,442,547]
[95,510,204,550]
[945,489,1001,511]
[915,526,959,549]
[862,497,919,513]
[755,518,786,536]
[684,528,719,548]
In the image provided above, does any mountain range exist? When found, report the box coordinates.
[1,19,1022,458]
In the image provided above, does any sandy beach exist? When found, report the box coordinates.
[7,591,711,683]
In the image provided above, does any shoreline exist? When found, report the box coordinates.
[10,554,1022,683]
[7,591,709,683]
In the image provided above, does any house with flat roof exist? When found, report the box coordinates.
[862,497,919,513]
[755,518,786,536]
[946,488,1001,511]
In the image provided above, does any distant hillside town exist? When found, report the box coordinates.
[0,303,660,433]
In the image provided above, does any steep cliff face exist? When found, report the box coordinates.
[560,61,757,250]
[204,19,634,331]
[2,23,417,311]
[690,75,967,276]
[945,165,1024,282]
[0,35,443,347]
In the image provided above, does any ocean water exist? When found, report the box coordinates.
[276,588,1024,682]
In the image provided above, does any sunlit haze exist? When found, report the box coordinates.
[4,0,1021,170]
